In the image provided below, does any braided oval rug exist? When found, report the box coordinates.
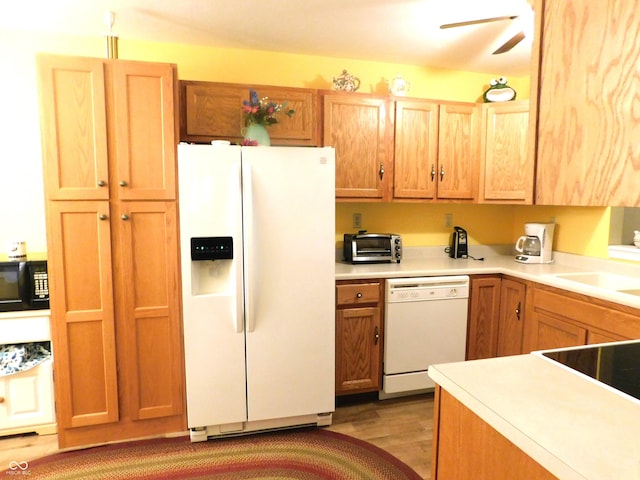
[25,428,423,479]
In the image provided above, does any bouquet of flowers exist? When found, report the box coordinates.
[242,89,295,127]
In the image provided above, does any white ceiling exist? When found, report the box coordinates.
[3,0,534,76]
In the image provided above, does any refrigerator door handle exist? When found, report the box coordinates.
[242,161,255,333]
[233,161,244,334]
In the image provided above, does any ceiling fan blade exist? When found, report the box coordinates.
[492,30,526,54]
[440,15,517,29]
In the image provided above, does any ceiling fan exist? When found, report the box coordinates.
[440,15,526,55]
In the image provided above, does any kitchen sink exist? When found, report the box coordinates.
[548,272,640,291]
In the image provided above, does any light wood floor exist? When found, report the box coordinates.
[0,393,433,479]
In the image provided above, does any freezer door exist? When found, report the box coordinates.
[241,147,336,421]
[178,144,248,428]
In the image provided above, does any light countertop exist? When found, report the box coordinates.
[335,246,640,310]
[428,353,640,480]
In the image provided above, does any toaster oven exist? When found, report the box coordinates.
[343,232,402,264]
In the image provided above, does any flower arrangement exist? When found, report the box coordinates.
[242,89,294,127]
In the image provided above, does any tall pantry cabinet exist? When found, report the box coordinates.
[37,54,186,448]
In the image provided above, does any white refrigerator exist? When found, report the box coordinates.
[177,144,336,441]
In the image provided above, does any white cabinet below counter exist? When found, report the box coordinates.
[0,311,56,436]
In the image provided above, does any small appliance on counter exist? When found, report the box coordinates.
[515,222,555,264]
[448,226,468,259]
[343,231,402,264]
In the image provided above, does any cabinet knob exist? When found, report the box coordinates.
[374,326,380,345]
[119,180,128,187]
[356,292,363,299]
[121,214,130,221]
[97,180,106,187]
[515,301,521,320]
[440,165,445,181]
[99,214,108,221]
[431,165,436,181]
[378,162,385,180]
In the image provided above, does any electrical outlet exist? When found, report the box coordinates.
[445,213,453,228]
[353,213,362,229]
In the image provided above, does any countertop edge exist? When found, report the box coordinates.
[429,354,640,480]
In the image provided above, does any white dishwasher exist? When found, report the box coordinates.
[381,275,469,399]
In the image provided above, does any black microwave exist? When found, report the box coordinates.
[0,260,49,312]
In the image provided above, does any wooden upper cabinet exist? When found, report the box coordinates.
[480,101,532,204]
[110,61,177,201]
[393,100,439,199]
[437,102,480,200]
[37,55,109,201]
[323,93,393,201]
[180,81,319,146]
[532,0,640,206]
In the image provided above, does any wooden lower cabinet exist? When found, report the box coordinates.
[524,284,640,352]
[335,280,383,395]
[496,277,527,356]
[467,275,501,360]
[432,386,557,480]
[467,275,528,359]
[47,201,185,448]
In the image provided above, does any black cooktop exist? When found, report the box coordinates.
[542,341,640,402]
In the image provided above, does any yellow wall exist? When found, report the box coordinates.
[0,28,613,260]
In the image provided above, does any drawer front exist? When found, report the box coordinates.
[336,283,380,306]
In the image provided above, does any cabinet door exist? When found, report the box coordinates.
[393,100,439,199]
[0,361,55,432]
[46,201,119,429]
[534,0,640,206]
[496,278,526,356]
[37,55,109,201]
[437,103,479,200]
[254,86,318,146]
[180,82,318,146]
[335,307,382,394]
[110,61,177,201]
[527,312,587,351]
[467,276,501,360]
[480,101,532,203]
[114,201,184,420]
[323,94,393,200]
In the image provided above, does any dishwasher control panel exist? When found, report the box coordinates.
[386,276,470,302]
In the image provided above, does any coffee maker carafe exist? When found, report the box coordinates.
[515,223,555,264]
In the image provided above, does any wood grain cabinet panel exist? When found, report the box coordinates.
[496,277,527,356]
[45,200,119,429]
[393,100,439,199]
[323,93,393,200]
[38,54,185,449]
[37,55,109,201]
[523,284,640,353]
[467,275,501,360]
[437,102,480,200]
[532,0,640,206]
[180,81,319,146]
[480,101,532,204]
[335,280,383,395]
[432,386,557,480]
[110,61,177,200]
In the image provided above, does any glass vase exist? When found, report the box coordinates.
[242,123,271,146]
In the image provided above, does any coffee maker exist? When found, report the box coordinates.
[515,222,555,264]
